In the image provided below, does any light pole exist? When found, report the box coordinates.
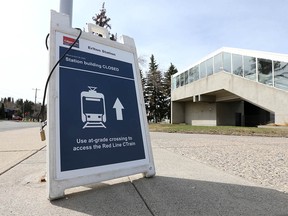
[32,88,40,120]
[60,0,73,27]
[32,88,40,105]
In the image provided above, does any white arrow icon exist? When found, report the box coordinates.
[113,98,124,120]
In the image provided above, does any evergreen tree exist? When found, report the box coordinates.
[137,56,149,115]
[141,69,150,116]
[137,57,146,89]
[139,69,146,93]
[0,103,5,119]
[145,55,165,122]
[15,99,24,117]
[23,100,34,118]
[163,63,178,122]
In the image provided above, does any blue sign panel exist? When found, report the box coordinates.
[58,47,146,172]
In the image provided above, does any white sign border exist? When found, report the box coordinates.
[47,11,155,200]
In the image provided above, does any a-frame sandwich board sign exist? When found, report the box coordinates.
[47,11,155,200]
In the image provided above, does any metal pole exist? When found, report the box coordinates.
[32,88,40,119]
[32,88,40,104]
[35,88,37,104]
[60,0,73,27]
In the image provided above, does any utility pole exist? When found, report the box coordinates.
[32,88,40,120]
[32,88,40,104]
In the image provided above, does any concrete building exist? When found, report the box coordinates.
[171,47,288,126]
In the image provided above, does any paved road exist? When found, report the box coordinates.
[0,120,39,132]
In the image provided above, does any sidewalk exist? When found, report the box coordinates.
[0,128,288,215]
[0,127,45,175]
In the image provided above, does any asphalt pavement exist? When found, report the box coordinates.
[0,120,39,132]
[0,125,288,216]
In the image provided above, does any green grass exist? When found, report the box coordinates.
[149,123,288,137]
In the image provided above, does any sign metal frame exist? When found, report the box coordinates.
[47,11,155,200]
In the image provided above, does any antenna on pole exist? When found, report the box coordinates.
[60,0,73,27]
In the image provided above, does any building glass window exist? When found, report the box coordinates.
[223,52,231,72]
[243,56,256,80]
[200,62,206,78]
[274,61,288,90]
[192,65,199,81]
[214,53,223,73]
[176,75,180,88]
[172,77,176,90]
[184,71,188,84]
[206,58,213,76]
[188,68,193,83]
[258,58,272,86]
[180,73,185,86]
[232,54,243,76]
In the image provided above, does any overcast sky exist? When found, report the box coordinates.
[1,0,287,102]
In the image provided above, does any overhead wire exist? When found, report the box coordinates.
[38,28,82,125]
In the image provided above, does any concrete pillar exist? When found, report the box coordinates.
[171,102,185,124]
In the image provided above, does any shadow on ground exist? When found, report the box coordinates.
[52,176,288,216]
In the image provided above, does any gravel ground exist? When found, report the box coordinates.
[150,132,288,193]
